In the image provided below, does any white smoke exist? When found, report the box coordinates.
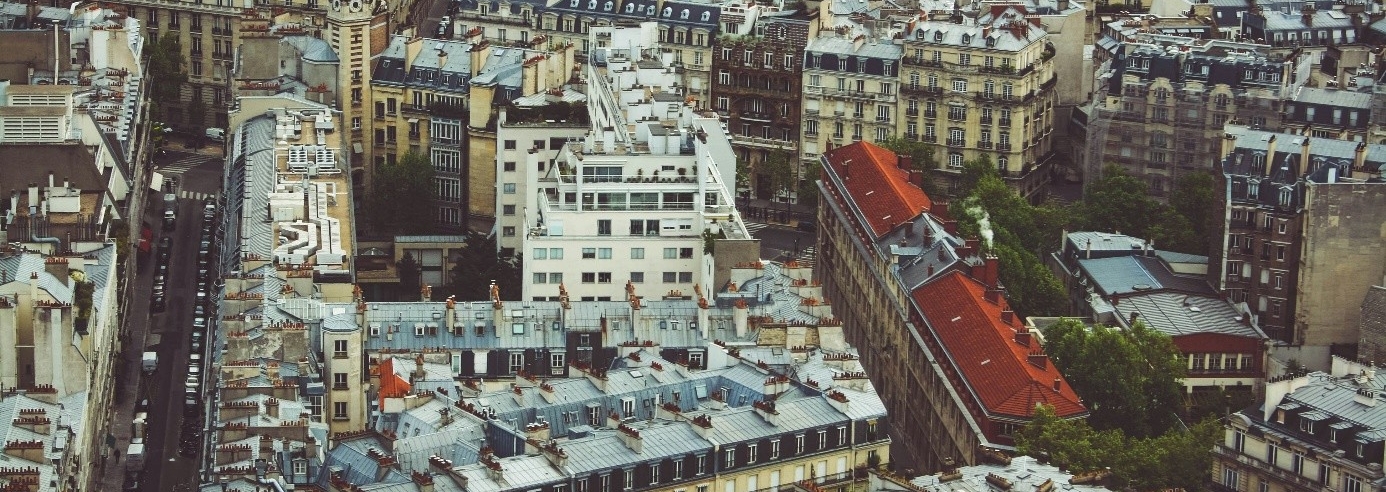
[968,205,995,249]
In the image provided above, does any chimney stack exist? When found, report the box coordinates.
[1052,377,1062,392]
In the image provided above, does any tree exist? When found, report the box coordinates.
[1017,406,1221,491]
[796,160,822,208]
[1079,166,1209,255]
[436,233,521,301]
[365,151,437,236]
[758,149,795,201]
[954,161,1073,316]
[1040,318,1186,438]
[1170,171,1218,254]
[145,35,186,121]
[188,95,208,131]
[397,253,420,301]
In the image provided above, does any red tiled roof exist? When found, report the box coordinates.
[911,271,1087,419]
[823,141,932,238]
[378,357,412,409]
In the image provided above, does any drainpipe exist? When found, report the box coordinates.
[29,189,61,253]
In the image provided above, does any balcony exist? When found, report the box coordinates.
[806,109,820,116]
[876,116,892,124]
[978,141,993,149]
[902,56,942,68]
[851,112,864,119]
[901,84,943,96]
[409,132,421,140]
[980,116,993,125]
[731,134,795,149]
[946,138,965,147]
[924,110,937,119]
[998,118,1011,126]
[905,109,918,117]
[922,135,937,143]
[947,114,967,123]
[997,143,1012,151]
[804,86,895,102]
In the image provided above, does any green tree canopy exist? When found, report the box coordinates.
[759,149,795,199]
[436,233,521,301]
[365,151,438,236]
[1039,318,1187,438]
[145,36,186,120]
[953,160,1071,316]
[1078,166,1212,255]
[1017,405,1221,491]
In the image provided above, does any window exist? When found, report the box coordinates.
[582,272,596,283]
[333,372,348,389]
[952,78,967,92]
[598,272,612,283]
[509,352,524,373]
[1222,468,1239,490]
[292,460,307,476]
[795,435,805,454]
[624,469,634,490]
[679,272,693,283]
[502,227,516,237]
[551,353,565,370]
[630,272,644,283]
[534,273,548,284]
[598,219,612,236]
[680,248,694,259]
[817,430,827,449]
[503,183,517,194]
[664,248,678,259]
[1291,452,1304,474]
[1346,474,1363,492]
[748,444,758,463]
[1301,419,1315,433]
[334,401,348,420]
[631,248,645,259]
[837,426,847,445]
[598,248,612,259]
[725,448,736,467]
[333,339,348,358]
[673,460,683,479]
[770,440,780,459]
[583,248,597,259]
[503,205,516,216]
[550,248,564,259]
[663,272,677,283]
[697,455,707,475]
[650,464,660,485]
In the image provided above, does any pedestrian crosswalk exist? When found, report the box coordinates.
[158,154,217,175]
[744,222,769,236]
[792,246,816,266]
[179,190,215,201]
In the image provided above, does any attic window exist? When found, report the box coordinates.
[663,6,671,16]
[571,0,578,6]
[962,33,972,44]
[701,11,709,21]
[604,0,611,9]
[934,31,943,42]
[587,0,595,9]
[625,3,633,12]
[681,9,689,19]
[986,36,995,47]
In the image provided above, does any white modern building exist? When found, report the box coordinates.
[515,22,754,302]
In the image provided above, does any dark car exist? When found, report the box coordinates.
[150,296,165,312]
[796,219,817,233]
[158,236,172,250]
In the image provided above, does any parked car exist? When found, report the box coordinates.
[204,127,226,142]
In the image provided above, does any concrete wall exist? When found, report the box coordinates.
[1295,182,1386,347]
[711,239,761,294]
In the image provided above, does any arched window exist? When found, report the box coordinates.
[662,6,671,16]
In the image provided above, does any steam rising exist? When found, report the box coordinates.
[969,205,994,249]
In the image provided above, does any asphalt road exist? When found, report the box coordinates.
[752,222,817,264]
[140,150,222,492]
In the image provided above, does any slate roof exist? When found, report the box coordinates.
[822,141,932,239]
[1112,292,1266,339]
[1247,371,1386,448]
[907,6,1048,51]
[1293,87,1372,109]
[1077,255,1216,297]
[910,271,1087,419]
[282,35,339,63]
[804,35,903,59]
[911,455,1114,492]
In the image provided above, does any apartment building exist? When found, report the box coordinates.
[1049,231,1269,398]
[1242,3,1363,54]
[1283,86,1374,141]
[232,29,341,108]
[492,102,588,256]
[906,455,1116,491]
[897,6,1058,199]
[816,140,1086,473]
[215,100,361,466]
[516,23,754,302]
[300,260,890,492]
[1212,127,1386,351]
[1084,26,1285,199]
[711,4,814,201]
[799,1,900,183]
[326,0,388,198]
[1214,357,1386,492]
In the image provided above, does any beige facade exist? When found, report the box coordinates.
[898,9,1058,199]
[1295,181,1386,347]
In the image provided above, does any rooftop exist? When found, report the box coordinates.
[1292,86,1373,109]
[907,456,1115,491]
[911,270,1088,419]
[1112,292,1266,339]
[821,141,932,239]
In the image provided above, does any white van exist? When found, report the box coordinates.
[205,128,226,142]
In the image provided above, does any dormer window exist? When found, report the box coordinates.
[663,6,671,16]
[701,11,709,21]
[961,33,972,44]
[681,9,689,19]
[603,1,612,10]
[915,28,925,38]
[646,5,654,14]
[933,31,943,42]
[587,0,595,9]
[624,3,633,12]
[571,0,579,7]
[985,36,995,47]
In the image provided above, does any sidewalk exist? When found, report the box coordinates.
[161,134,226,157]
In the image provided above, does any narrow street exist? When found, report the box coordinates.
[98,148,223,492]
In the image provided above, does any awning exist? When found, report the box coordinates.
[352,142,363,154]
[1330,421,1354,430]
[407,118,419,123]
